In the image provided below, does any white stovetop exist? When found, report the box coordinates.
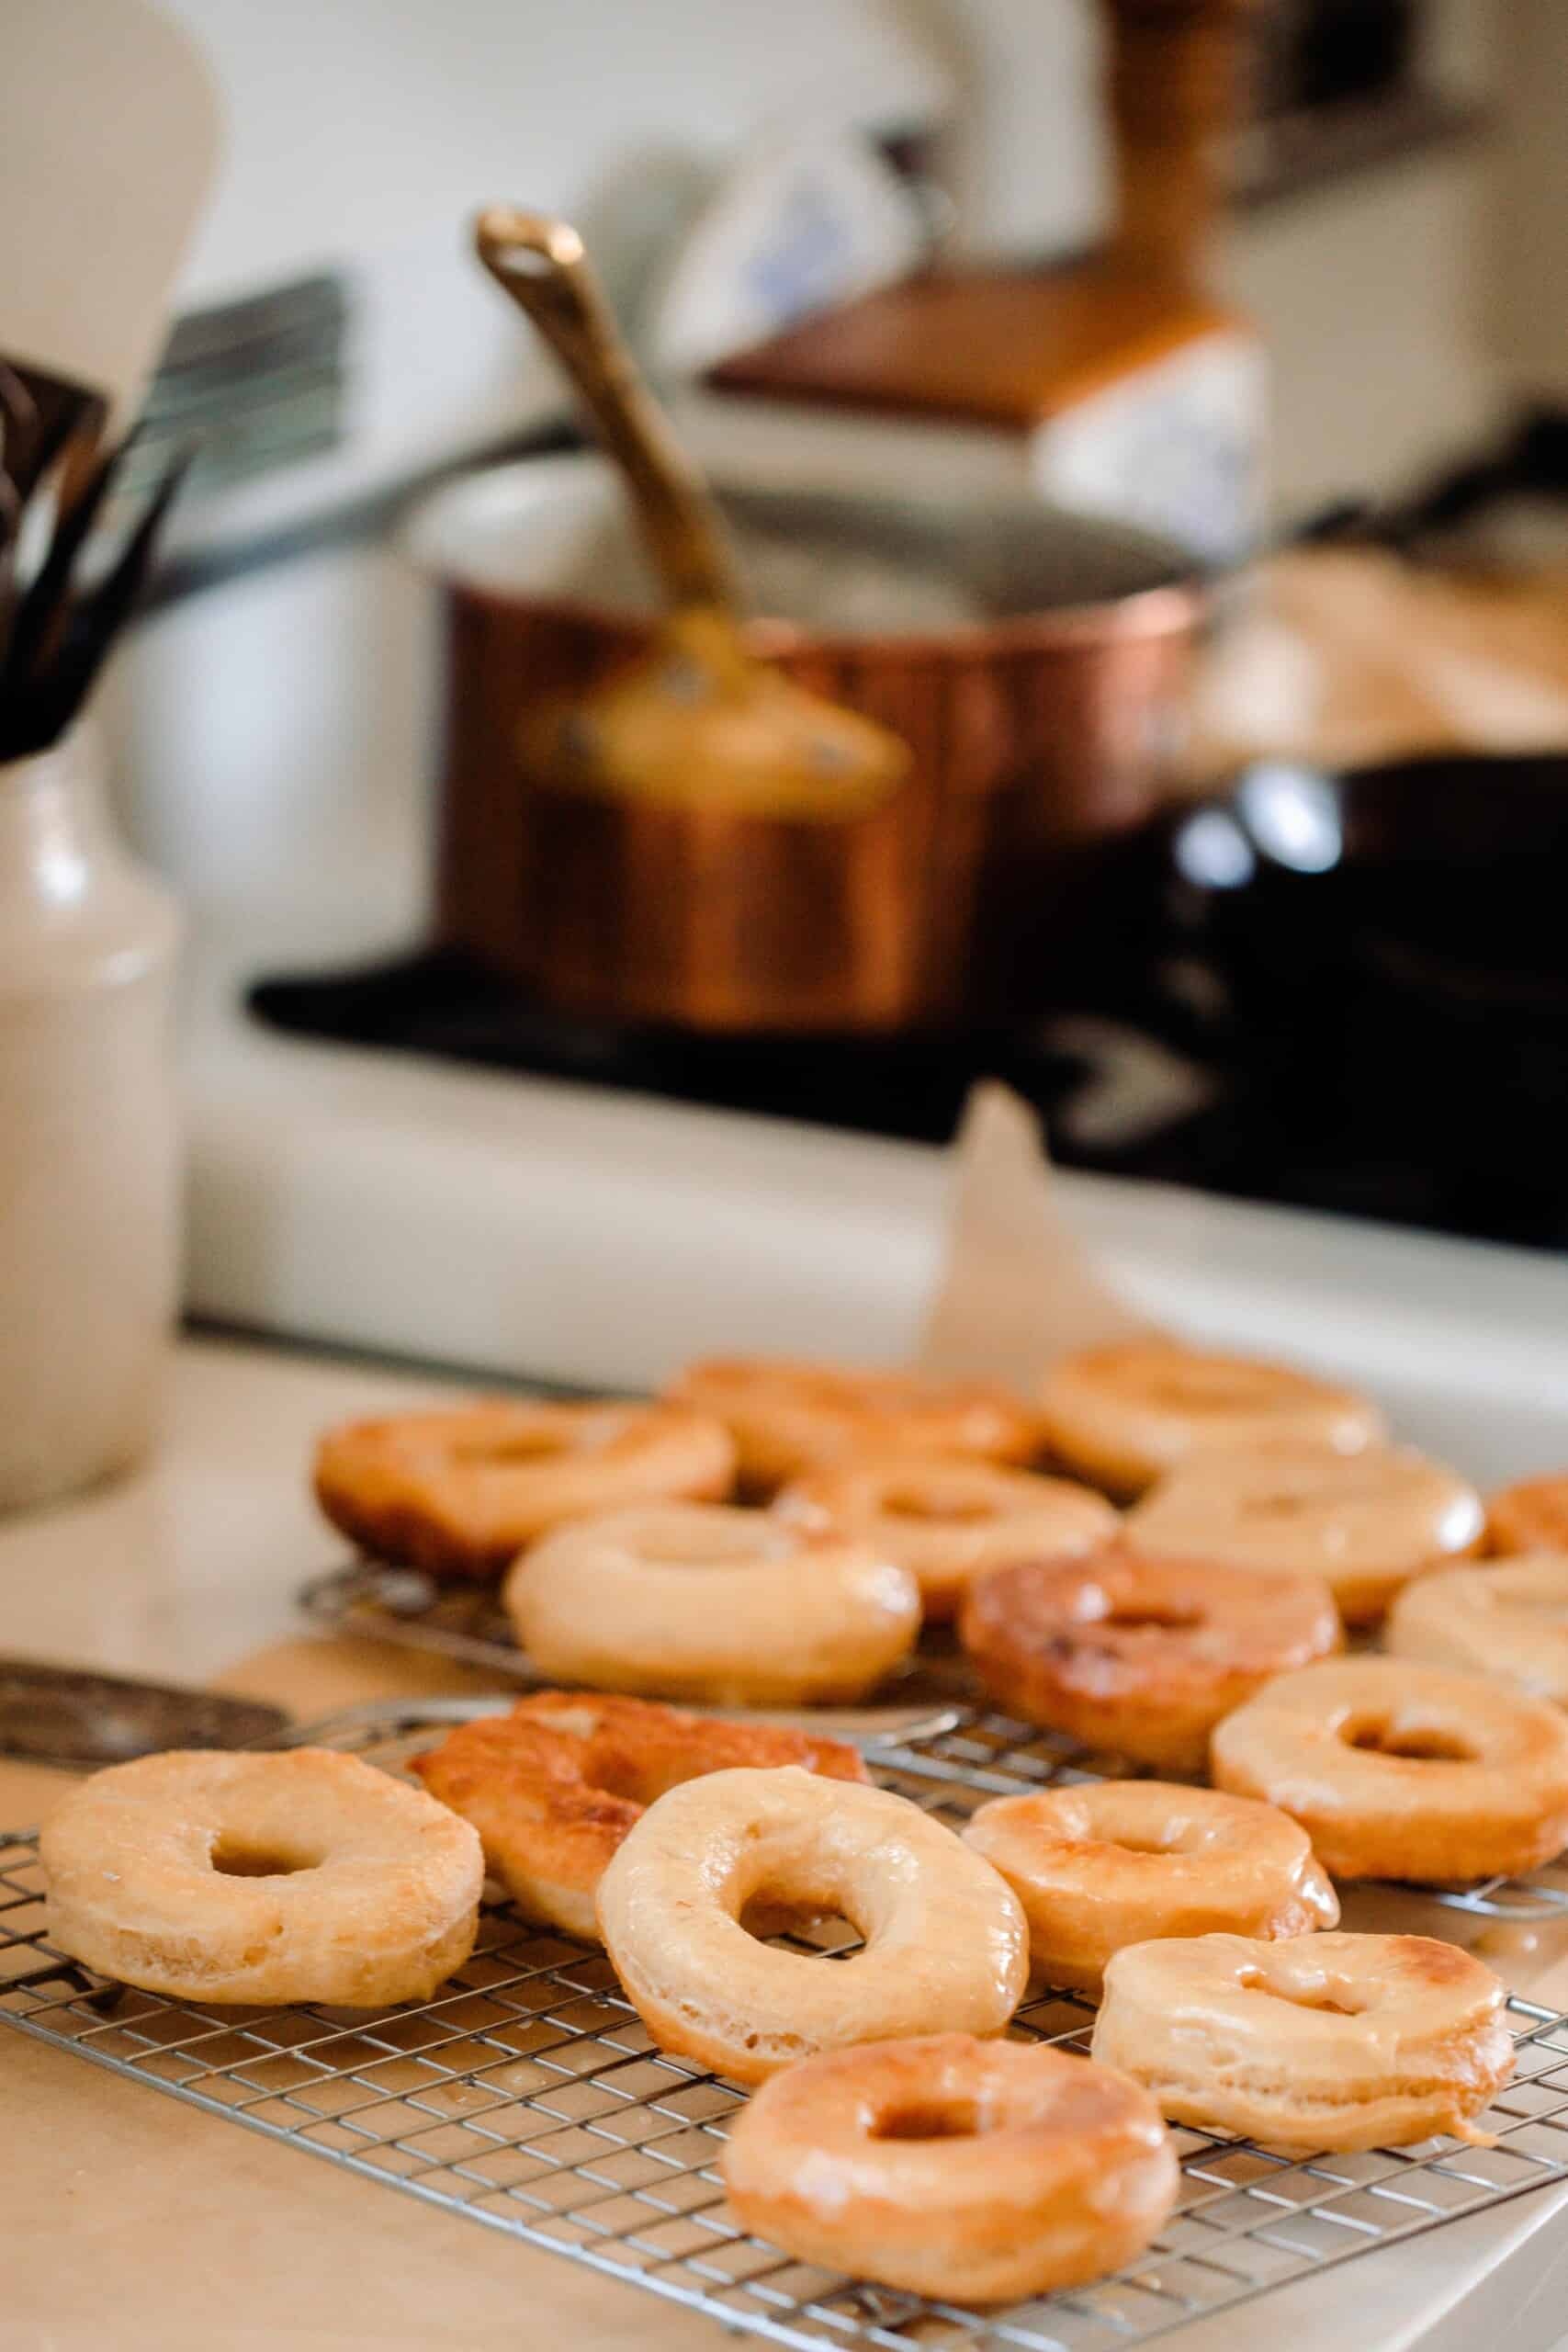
[185,918,1568,1485]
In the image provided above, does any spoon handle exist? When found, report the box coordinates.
[475,206,739,615]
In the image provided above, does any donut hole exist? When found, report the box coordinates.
[1148,1372,1261,1410]
[881,1489,994,1525]
[637,1521,793,1566]
[1236,1965,1367,2017]
[1102,1605,1203,1633]
[1109,1827,1188,1857]
[455,1430,567,1464]
[873,2098,981,2142]
[1344,1720,1477,1763]
[739,1898,863,1952]
[209,1840,318,1880]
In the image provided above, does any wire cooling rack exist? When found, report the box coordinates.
[8,1702,1568,2352]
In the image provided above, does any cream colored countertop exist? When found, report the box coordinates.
[5,1331,1568,2352]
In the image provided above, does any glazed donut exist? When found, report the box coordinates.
[663,1356,1039,1492]
[596,1766,1029,2083]
[774,1453,1118,1623]
[313,1399,735,1580]
[1388,1555,1568,1706]
[1488,1476,1568,1557]
[963,1783,1337,1992]
[1035,1340,1385,1499]
[505,1503,919,1706]
[1211,1655,1568,1882]
[958,1549,1340,1770]
[722,2034,1177,2302]
[1125,1440,1483,1624]
[1091,1931,1513,2153]
[412,1691,867,1939]
[39,1748,483,2006]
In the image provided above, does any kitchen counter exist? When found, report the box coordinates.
[6,1329,1568,2351]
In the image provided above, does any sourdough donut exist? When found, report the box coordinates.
[505,1503,919,1706]
[1489,1477,1568,1557]
[663,1356,1039,1492]
[775,1453,1118,1622]
[1388,1555,1568,1706]
[596,1766,1029,2083]
[1091,1931,1513,2153]
[313,1399,735,1580]
[963,1783,1337,1991]
[412,1691,866,1939]
[958,1549,1340,1770]
[1211,1655,1568,1882]
[722,2034,1177,2302]
[1036,1340,1385,1499]
[39,1748,483,2006]
[1125,1441,1483,1624]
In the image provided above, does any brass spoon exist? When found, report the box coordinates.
[473,208,908,821]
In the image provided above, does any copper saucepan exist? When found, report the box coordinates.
[410,456,1203,1035]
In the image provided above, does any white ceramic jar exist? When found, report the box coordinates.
[0,721,182,1510]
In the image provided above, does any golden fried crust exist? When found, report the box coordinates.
[774,1453,1117,1621]
[40,1749,484,2007]
[1387,1555,1568,1704]
[1211,1655,1568,1881]
[504,1503,919,1707]
[597,1768,1029,2084]
[412,1693,867,1940]
[722,2034,1178,2303]
[663,1357,1040,1492]
[1035,1341,1385,1499]
[1124,1441,1483,1624]
[1091,1931,1513,2153]
[1489,1477,1568,1556]
[964,1782,1337,1991]
[313,1399,736,1580]
[959,1547,1340,1770]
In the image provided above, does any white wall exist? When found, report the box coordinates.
[156,0,1524,530]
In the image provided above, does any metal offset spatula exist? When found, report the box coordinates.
[473,208,908,821]
[0,1659,289,1770]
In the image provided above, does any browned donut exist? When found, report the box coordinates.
[662,1356,1040,1492]
[1488,1476,1568,1557]
[412,1691,866,1939]
[959,1547,1340,1769]
[313,1398,735,1580]
[722,2034,1178,2303]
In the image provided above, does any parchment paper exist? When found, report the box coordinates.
[918,1080,1158,1386]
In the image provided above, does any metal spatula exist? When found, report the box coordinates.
[473,208,908,822]
[0,1660,289,1770]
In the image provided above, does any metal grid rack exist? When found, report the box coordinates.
[7,1702,1568,2352]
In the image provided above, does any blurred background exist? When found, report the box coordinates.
[10,0,1568,1406]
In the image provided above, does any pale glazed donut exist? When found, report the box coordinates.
[412,1691,866,1939]
[1489,1476,1568,1557]
[774,1453,1119,1622]
[663,1356,1039,1492]
[1388,1555,1568,1707]
[1035,1340,1386,1499]
[1091,1931,1513,2153]
[313,1399,735,1580]
[505,1503,919,1706]
[958,1549,1340,1770]
[39,1749,483,2006]
[596,1766,1029,2083]
[1211,1655,1568,1882]
[722,2033,1178,2302]
[963,1783,1338,1992]
[1125,1440,1483,1624]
